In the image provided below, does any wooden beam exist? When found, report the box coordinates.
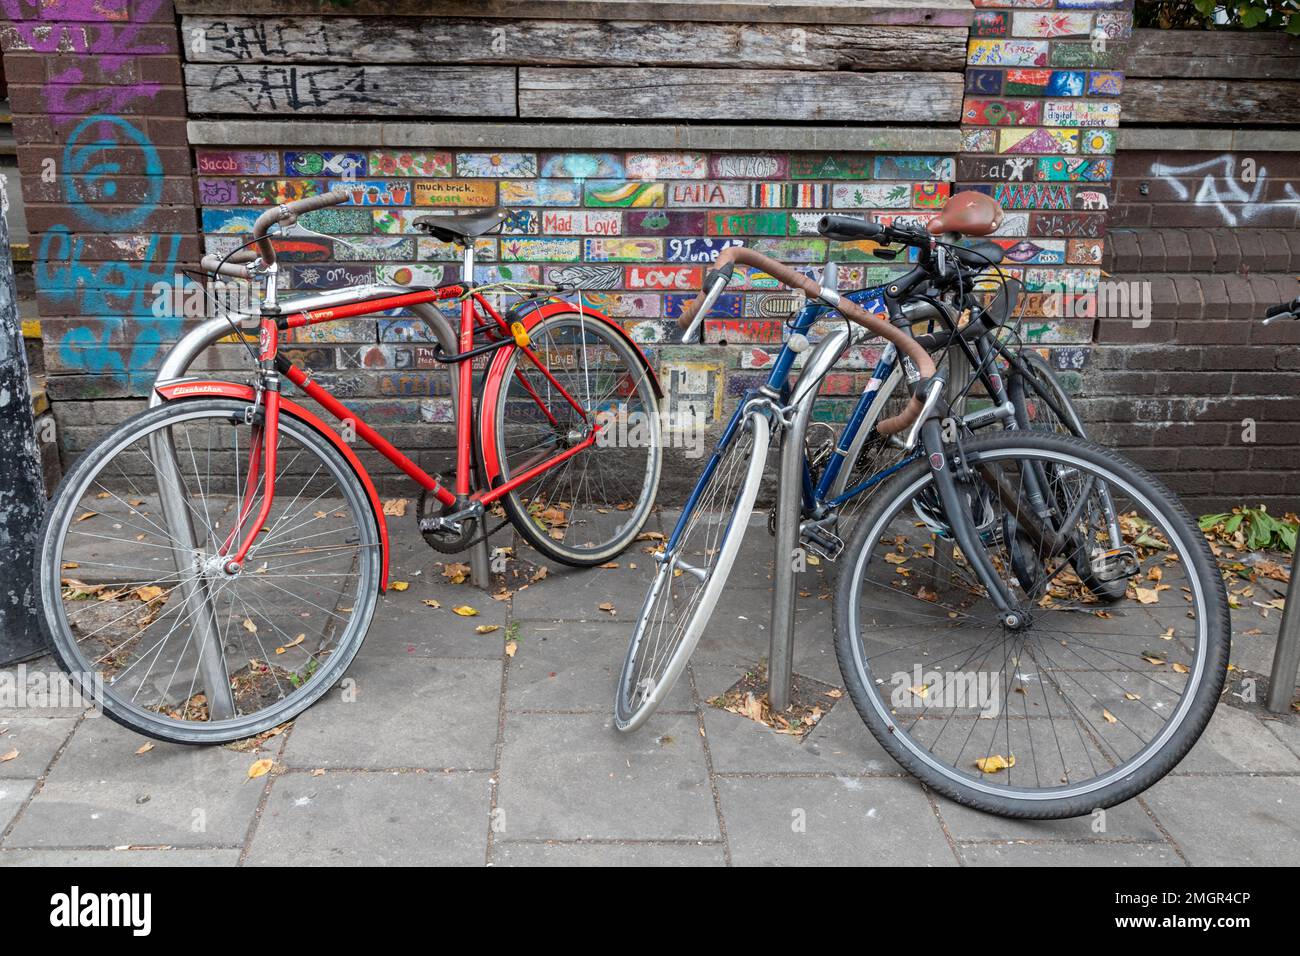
[518,67,964,122]
[174,0,975,28]
[1125,28,1300,81]
[183,15,969,71]
[1123,78,1300,126]
[184,63,517,117]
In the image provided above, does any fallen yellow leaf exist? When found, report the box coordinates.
[475,624,500,634]
[135,585,166,603]
[242,618,258,634]
[275,634,305,655]
[390,580,409,591]
[1172,662,1189,674]
[135,742,154,755]
[453,605,479,617]
[382,498,408,516]
[1102,709,1118,724]
[598,602,616,614]
[505,640,518,657]
[247,758,273,779]
[422,599,441,609]
[975,754,1015,773]
[0,748,18,763]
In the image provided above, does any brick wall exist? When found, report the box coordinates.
[1094,147,1300,512]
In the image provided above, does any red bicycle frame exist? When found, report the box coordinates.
[209,282,609,571]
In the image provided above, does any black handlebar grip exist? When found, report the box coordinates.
[818,215,884,242]
[1265,302,1292,318]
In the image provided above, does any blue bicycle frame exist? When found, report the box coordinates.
[666,284,916,552]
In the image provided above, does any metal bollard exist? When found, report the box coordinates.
[1266,569,1299,713]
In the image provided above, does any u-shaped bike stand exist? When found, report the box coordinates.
[148,295,493,719]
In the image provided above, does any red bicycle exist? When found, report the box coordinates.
[34,188,663,743]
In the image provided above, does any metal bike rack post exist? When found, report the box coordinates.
[1266,570,1299,712]
[768,314,855,713]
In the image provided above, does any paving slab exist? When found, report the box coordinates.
[957,842,1184,867]
[1262,715,1300,760]
[0,717,78,779]
[717,775,956,866]
[6,720,264,848]
[358,575,509,659]
[0,779,36,832]
[245,770,490,866]
[1142,775,1300,866]
[492,840,726,866]
[506,619,692,713]
[932,791,1166,844]
[495,712,718,841]
[1174,704,1300,774]
[0,657,93,719]
[702,700,894,776]
[281,656,501,770]
[0,848,243,866]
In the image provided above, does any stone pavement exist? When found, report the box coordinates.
[1,509,1297,867]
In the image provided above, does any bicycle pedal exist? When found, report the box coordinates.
[1090,545,1141,582]
[800,522,844,562]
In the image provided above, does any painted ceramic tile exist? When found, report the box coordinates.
[291,264,374,290]
[961,129,998,153]
[971,10,1008,36]
[874,156,955,181]
[626,152,709,180]
[1086,71,1123,96]
[545,264,625,290]
[789,153,874,179]
[585,181,667,208]
[625,265,703,291]
[1025,266,1100,292]
[787,212,825,236]
[373,209,423,234]
[476,264,541,285]
[960,155,1036,181]
[966,39,1049,67]
[750,238,827,263]
[500,208,540,235]
[996,238,1067,264]
[539,152,626,178]
[1000,127,1080,155]
[664,237,745,263]
[1095,11,1133,39]
[625,210,707,235]
[626,318,685,344]
[663,293,743,320]
[332,179,418,206]
[1050,42,1121,68]
[1080,129,1116,154]
[1047,71,1086,96]
[372,263,447,288]
[665,182,748,208]
[966,68,1004,95]
[198,179,240,205]
[414,180,497,206]
[333,236,416,261]
[1043,99,1121,127]
[499,180,581,207]
[708,154,788,179]
[658,359,724,427]
[240,178,329,205]
[195,150,279,175]
[584,237,664,261]
[455,152,538,178]
[830,182,913,209]
[1073,187,1110,210]
[286,151,366,177]
[708,210,789,236]
[368,150,453,177]
[1011,10,1093,37]
[539,209,622,235]
[704,319,784,345]
[749,182,787,208]
[1028,211,1106,238]
[1066,238,1104,264]
[964,97,1042,125]
[1036,156,1112,182]
[299,207,373,235]
[578,291,663,318]
[787,183,830,208]
[499,238,582,262]
[202,208,260,234]
[991,182,1073,210]
[416,237,496,261]
[913,182,951,208]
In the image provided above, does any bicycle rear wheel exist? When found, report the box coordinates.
[36,399,379,744]
[614,409,769,732]
[484,310,661,566]
[832,432,1228,818]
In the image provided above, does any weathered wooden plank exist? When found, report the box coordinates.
[1125,28,1300,80]
[518,68,964,123]
[183,64,517,117]
[175,0,975,28]
[1123,78,1300,126]
[183,15,968,71]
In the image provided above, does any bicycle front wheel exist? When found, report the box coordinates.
[832,432,1228,818]
[36,399,380,744]
[614,409,770,732]
[484,311,661,566]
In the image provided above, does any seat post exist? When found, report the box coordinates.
[455,240,478,498]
